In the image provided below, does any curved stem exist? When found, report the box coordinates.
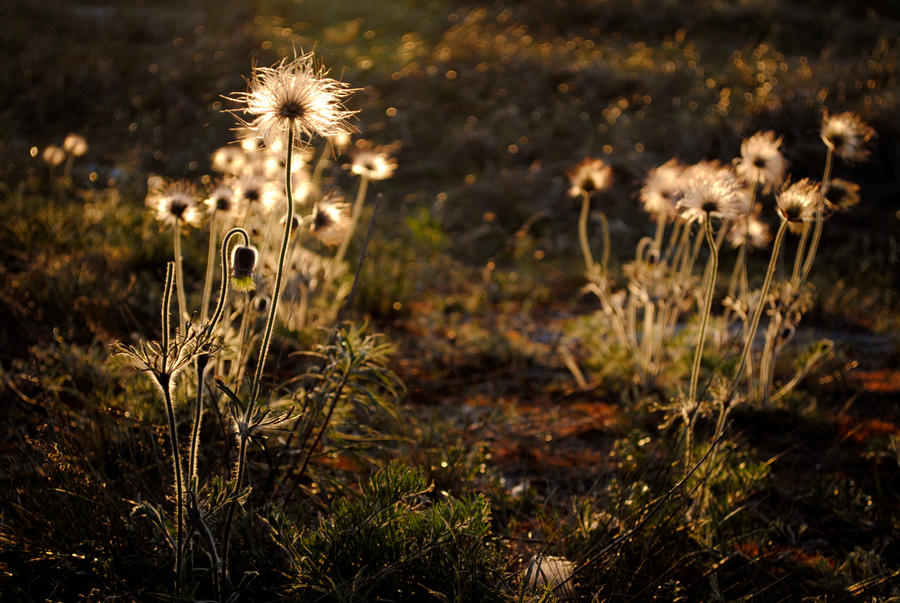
[791,221,811,286]
[662,219,684,266]
[191,227,250,486]
[207,228,251,339]
[726,243,747,302]
[335,176,370,265]
[577,191,594,273]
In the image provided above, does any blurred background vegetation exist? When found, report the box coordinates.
[3,0,898,347]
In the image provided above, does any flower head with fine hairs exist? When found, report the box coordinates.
[348,140,399,181]
[821,111,876,163]
[211,145,246,176]
[824,178,861,211]
[204,181,236,215]
[735,131,786,192]
[677,161,747,223]
[231,174,282,213]
[640,159,685,220]
[566,157,613,197]
[776,178,820,226]
[309,192,350,246]
[146,179,202,227]
[728,207,771,249]
[228,52,357,150]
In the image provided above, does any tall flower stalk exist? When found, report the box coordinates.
[724,218,789,411]
[336,141,397,264]
[567,157,612,275]
[173,222,189,335]
[188,227,251,487]
[221,52,355,587]
[219,134,294,584]
[688,218,719,408]
[114,262,214,593]
[335,175,369,264]
[199,210,218,324]
[146,180,201,333]
[158,264,185,589]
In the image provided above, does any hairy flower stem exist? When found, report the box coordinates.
[200,212,218,323]
[683,220,718,471]
[727,185,756,303]
[688,218,719,409]
[725,218,789,410]
[173,222,189,335]
[157,263,184,593]
[577,191,594,273]
[335,175,370,264]
[223,126,296,587]
[161,378,185,592]
[190,228,250,486]
[249,127,295,409]
[189,356,208,490]
[800,146,834,282]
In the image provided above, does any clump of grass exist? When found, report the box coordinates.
[273,462,509,601]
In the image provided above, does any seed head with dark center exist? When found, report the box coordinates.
[228,52,357,150]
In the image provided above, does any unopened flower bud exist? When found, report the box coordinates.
[231,245,258,291]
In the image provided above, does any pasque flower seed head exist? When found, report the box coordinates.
[229,52,357,150]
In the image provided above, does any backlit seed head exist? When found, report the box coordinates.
[728,208,771,249]
[677,161,747,223]
[776,178,820,225]
[821,111,875,163]
[252,295,270,313]
[228,52,358,151]
[146,179,202,227]
[640,159,685,220]
[348,140,399,180]
[823,178,861,211]
[309,193,350,246]
[567,157,612,197]
[211,145,246,176]
[735,131,786,192]
[62,133,88,157]
[42,145,65,166]
[205,182,235,214]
